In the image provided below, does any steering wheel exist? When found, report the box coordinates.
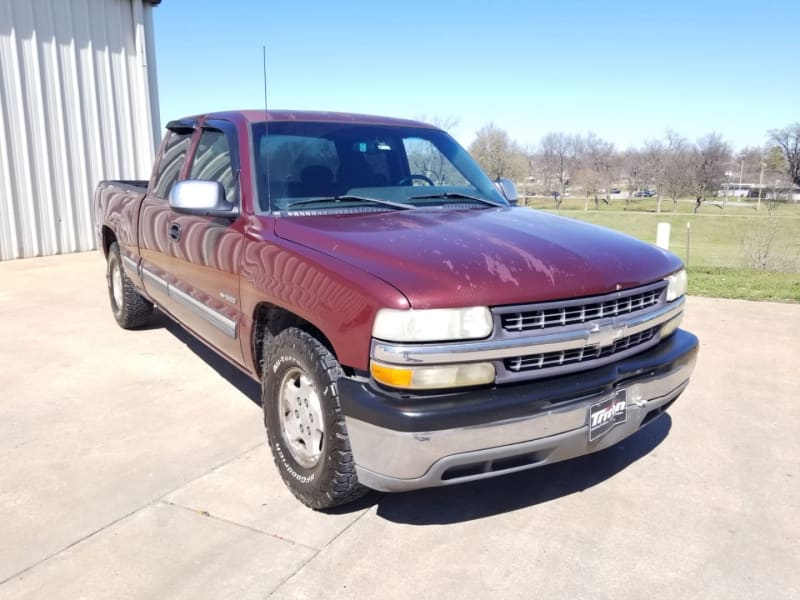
[397,174,435,186]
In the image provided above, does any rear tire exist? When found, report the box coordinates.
[106,242,153,329]
[262,327,367,509]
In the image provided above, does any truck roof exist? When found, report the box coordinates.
[188,110,438,130]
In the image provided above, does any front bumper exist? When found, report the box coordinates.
[339,329,698,492]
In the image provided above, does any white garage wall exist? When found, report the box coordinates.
[0,0,160,260]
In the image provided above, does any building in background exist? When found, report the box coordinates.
[0,0,161,260]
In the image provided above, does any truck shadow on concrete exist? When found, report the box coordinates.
[371,415,671,525]
[150,311,262,406]
[150,310,672,525]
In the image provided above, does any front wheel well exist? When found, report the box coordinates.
[252,304,347,378]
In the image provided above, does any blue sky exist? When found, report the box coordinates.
[153,0,799,151]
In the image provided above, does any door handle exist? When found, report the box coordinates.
[169,222,181,241]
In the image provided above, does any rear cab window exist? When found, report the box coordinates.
[151,131,193,199]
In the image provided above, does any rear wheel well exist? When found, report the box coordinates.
[101,226,117,258]
[252,304,347,378]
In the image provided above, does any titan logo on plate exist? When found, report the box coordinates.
[589,391,627,441]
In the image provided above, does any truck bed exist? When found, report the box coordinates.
[98,179,149,192]
[94,180,150,254]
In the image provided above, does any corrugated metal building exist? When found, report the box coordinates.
[0,0,161,261]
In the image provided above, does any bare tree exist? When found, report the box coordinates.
[469,123,526,181]
[621,148,645,205]
[658,132,693,212]
[458,122,798,215]
[762,146,790,213]
[742,219,779,270]
[539,132,581,209]
[736,146,764,184]
[415,114,460,132]
[768,123,800,186]
[640,139,665,212]
[522,144,539,200]
[693,133,732,213]
[577,132,615,210]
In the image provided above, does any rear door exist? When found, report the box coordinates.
[138,123,196,313]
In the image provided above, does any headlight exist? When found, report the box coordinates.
[370,361,496,390]
[665,268,687,302]
[372,307,493,342]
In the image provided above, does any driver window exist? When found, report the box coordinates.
[403,137,469,186]
[190,129,239,205]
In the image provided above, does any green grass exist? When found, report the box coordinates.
[551,210,800,271]
[687,266,800,303]
[522,198,800,302]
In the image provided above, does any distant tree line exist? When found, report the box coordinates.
[466,122,800,213]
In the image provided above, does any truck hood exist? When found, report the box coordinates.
[274,207,682,308]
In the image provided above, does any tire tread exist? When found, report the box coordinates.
[108,242,153,329]
[263,328,368,509]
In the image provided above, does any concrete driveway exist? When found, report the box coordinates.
[1,252,798,599]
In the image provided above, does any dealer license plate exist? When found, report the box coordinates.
[589,390,627,441]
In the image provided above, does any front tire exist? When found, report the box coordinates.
[263,328,367,509]
[106,242,153,329]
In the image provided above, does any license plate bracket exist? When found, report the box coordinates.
[589,390,627,442]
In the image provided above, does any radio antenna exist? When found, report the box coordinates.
[262,45,272,212]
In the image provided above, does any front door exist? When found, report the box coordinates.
[162,120,245,365]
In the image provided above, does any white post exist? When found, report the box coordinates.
[738,159,744,200]
[656,222,671,250]
[686,221,691,266]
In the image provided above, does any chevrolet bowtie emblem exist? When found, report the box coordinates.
[586,322,626,348]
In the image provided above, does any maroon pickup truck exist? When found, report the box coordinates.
[95,110,698,509]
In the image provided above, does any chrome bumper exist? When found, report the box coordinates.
[345,346,696,492]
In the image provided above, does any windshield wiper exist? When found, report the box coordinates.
[286,195,414,211]
[408,192,505,207]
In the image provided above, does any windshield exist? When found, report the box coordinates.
[251,121,508,212]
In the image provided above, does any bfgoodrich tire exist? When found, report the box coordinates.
[106,242,153,329]
[262,327,367,509]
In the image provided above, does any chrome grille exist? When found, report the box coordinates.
[500,285,664,332]
[504,326,660,372]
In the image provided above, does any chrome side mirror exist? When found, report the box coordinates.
[493,178,519,206]
[169,180,238,218]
